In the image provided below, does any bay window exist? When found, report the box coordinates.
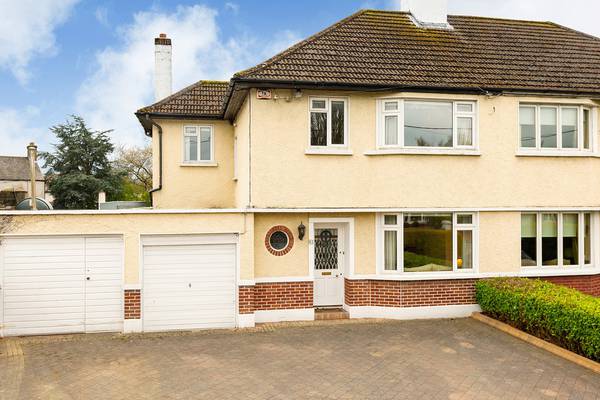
[519,104,594,152]
[378,99,477,149]
[380,213,477,273]
[521,212,593,268]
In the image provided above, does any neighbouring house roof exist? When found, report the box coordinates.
[136,9,600,124]
[0,156,44,182]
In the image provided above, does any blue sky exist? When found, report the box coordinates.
[1,0,599,156]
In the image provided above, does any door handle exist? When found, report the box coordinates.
[86,277,90,281]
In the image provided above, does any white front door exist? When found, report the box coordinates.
[313,225,345,307]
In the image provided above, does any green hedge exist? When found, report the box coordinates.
[475,277,600,361]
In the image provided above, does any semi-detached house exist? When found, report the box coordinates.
[2,2,600,336]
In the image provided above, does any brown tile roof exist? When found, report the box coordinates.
[136,80,229,117]
[0,156,44,181]
[235,10,600,95]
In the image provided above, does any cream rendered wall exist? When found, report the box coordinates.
[151,119,235,209]
[254,213,375,278]
[478,212,521,274]
[250,89,600,208]
[1,213,254,283]
[233,98,250,208]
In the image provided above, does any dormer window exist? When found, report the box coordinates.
[309,97,347,148]
[183,125,213,163]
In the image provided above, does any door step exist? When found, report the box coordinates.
[314,308,349,320]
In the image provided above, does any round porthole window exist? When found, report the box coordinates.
[265,225,294,256]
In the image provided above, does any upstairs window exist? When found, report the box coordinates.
[183,126,213,163]
[379,99,477,149]
[519,105,593,152]
[309,98,347,147]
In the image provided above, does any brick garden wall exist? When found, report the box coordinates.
[124,289,141,319]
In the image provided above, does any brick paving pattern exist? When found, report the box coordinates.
[1,318,599,399]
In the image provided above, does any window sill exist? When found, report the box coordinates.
[305,148,353,156]
[365,148,481,156]
[180,162,218,167]
[516,151,599,158]
[519,266,599,277]
[368,271,478,281]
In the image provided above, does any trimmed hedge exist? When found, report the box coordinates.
[475,277,600,361]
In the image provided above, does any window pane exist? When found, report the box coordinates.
[457,214,473,224]
[540,107,557,148]
[310,112,327,146]
[542,214,558,266]
[184,135,198,162]
[331,101,345,145]
[457,117,473,146]
[457,103,473,113]
[457,230,473,270]
[311,100,326,109]
[520,107,536,148]
[561,108,578,149]
[385,115,398,145]
[562,213,578,266]
[384,231,398,270]
[384,101,398,111]
[185,127,197,134]
[521,214,537,266]
[200,128,211,161]
[583,109,590,150]
[404,102,453,147]
[403,214,453,272]
[584,213,591,264]
[384,215,397,225]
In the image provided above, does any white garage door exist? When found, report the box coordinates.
[0,236,123,337]
[142,235,237,332]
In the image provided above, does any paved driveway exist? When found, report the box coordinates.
[1,318,599,400]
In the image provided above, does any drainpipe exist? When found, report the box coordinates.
[145,114,163,206]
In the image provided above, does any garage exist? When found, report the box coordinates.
[0,236,123,337]
[141,234,237,332]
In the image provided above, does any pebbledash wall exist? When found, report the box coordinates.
[1,210,599,331]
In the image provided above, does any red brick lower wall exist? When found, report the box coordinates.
[541,275,600,297]
[124,289,141,319]
[238,282,313,313]
[345,279,478,307]
[345,274,600,308]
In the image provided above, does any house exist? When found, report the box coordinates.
[1,1,600,337]
[0,154,45,210]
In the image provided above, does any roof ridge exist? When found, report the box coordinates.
[234,9,369,79]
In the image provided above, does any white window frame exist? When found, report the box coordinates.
[308,97,349,149]
[376,212,479,275]
[521,212,594,270]
[182,125,214,164]
[376,99,478,150]
[518,104,596,154]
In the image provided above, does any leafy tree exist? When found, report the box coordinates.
[41,116,123,209]
[113,145,152,203]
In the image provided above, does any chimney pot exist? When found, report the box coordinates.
[159,33,167,38]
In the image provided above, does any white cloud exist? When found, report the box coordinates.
[0,106,45,156]
[0,0,78,84]
[224,2,240,14]
[95,6,109,27]
[76,4,299,148]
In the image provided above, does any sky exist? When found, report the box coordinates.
[1,0,599,157]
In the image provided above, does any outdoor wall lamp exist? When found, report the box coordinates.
[298,222,306,240]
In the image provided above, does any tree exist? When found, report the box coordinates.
[113,145,152,202]
[41,116,123,209]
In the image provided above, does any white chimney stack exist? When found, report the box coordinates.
[401,0,449,27]
[154,33,172,101]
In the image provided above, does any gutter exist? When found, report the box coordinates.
[144,114,163,205]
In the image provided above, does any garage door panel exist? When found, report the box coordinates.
[142,240,236,332]
[1,236,123,336]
